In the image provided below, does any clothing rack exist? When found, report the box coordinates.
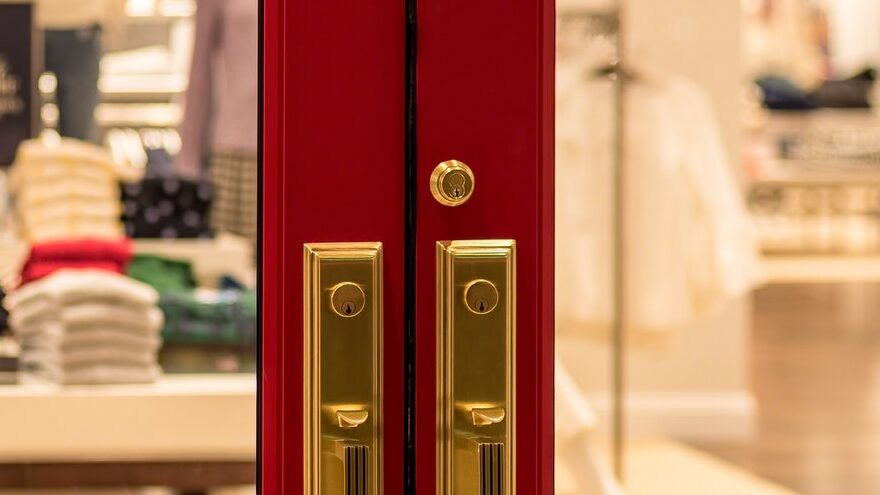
[560,6,628,482]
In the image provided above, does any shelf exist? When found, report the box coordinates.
[0,373,256,462]
[763,254,880,283]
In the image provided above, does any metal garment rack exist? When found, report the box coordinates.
[559,6,628,482]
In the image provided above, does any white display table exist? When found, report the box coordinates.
[0,374,256,462]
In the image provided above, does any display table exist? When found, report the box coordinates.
[0,374,256,490]
[763,255,880,283]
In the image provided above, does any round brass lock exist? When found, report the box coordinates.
[430,160,475,207]
[463,279,499,315]
[330,282,366,318]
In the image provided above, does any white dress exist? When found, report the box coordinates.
[555,56,763,337]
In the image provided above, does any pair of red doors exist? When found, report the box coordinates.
[261,0,554,493]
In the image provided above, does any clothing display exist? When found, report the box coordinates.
[6,269,163,384]
[128,254,198,293]
[743,0,827,89]
[10,137,143,242]
[20,238,133,285]
[556,53,763,335]
[177,0,259,178]
[44,26,102,141]
[128,254,256,372]
[210,152,257,245]
[121,175,214,239]
[756,69,876,110]
[37,0,125,141]
[157,289,257,346]
[177,0,258,248]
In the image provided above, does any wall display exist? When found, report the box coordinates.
[0,2,36,167]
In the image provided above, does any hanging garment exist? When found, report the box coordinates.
[556,58,763,336]
[177,0,258,178]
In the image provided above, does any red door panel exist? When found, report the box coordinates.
[262,1,406,493]
[415,0,555,493]
[263,0,553,492]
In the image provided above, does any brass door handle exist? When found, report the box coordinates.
[337,409,370,429]
[471,407,506,426]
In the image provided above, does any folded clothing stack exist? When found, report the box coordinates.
[158,289,257,346]
[6,269,163,384]
[127,254,256,346]
[121,176,214,239]
[10,138,143,243]
[20,238,134,285]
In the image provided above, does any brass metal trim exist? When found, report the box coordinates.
[437,240,516,495]
[304,243,382,495]
[431,160,475,207]
[479,442,505,495]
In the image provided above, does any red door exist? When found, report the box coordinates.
[261,0,553,493]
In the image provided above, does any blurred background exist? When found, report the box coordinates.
[2,0,879,494]
[556,0,880,495]
[0,0,257,493]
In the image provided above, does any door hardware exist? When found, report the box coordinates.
[479,442,504,495]
[304,243,382,495]
[431,160,475,207]
[437,240,515,495]
[463,279,499,315]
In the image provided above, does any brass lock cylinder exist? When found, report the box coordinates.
[431,160,475,207]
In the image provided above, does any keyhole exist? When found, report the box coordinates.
[464,279,499,315]
[447,173,467,199]
[331,282,366,318]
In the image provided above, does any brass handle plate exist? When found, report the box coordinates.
[437,240,516,495]
[431,160,475,207]
[304,243,382,495]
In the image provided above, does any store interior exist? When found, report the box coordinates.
[0,0,256,493]
[0,0,878,493]
[557,1,880,495]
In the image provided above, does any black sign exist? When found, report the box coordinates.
[0,2,35,166]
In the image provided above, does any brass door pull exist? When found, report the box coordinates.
[304,243,383,495]
[437,240,515,495]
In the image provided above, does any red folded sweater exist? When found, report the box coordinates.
[20,238,134,285]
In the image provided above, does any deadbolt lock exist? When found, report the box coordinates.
[330,282,366,317]
[431,160,475,207]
